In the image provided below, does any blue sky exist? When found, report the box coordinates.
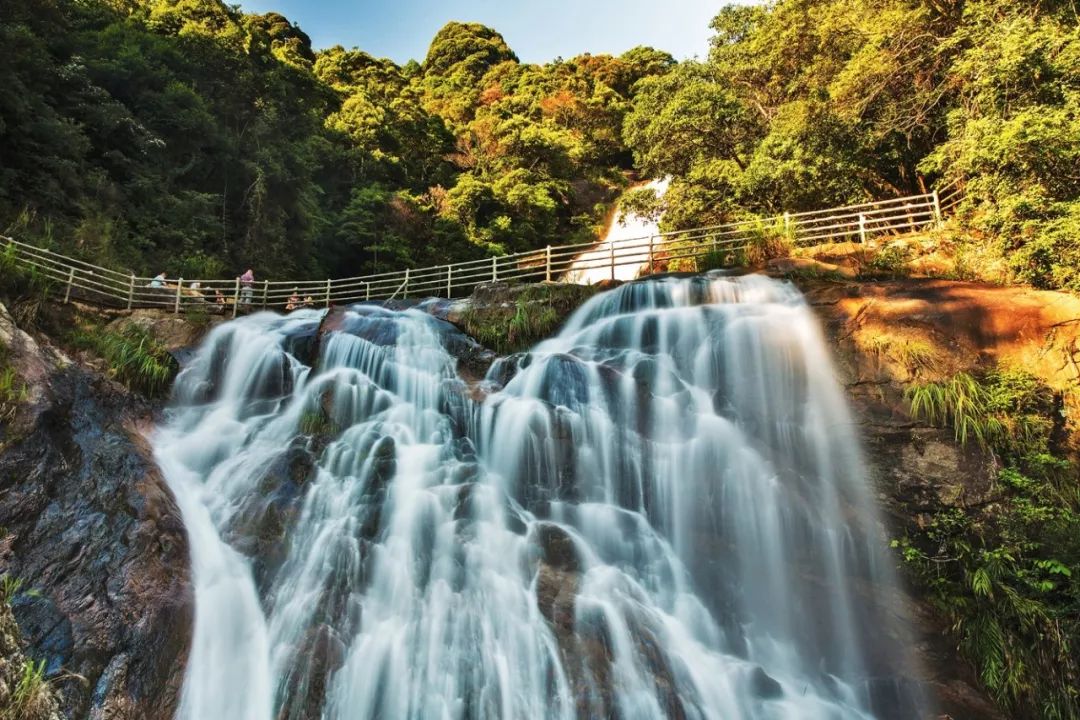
[237,0,734,64]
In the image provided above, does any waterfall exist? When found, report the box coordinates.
[566,178,669,283]
[154,274,930,720]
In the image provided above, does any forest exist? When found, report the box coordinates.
[0,0,1077,288]
[0,0,673,279]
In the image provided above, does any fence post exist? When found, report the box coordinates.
[325,278,332,307]
[127,274,135,311]
[446,266,452,298]
[175,277,184,314]
[262,280,269,309]
[232,277,240,318]
[64,267,75,304]
[932,190,943,228]
[648,236,654,274]
[858,214,867,244]
[491,256,497,282]
[403,269,410,298]
[609,243,615,281]
[545,246,551,282]
[784,212,792,237]
[365,282,370,302]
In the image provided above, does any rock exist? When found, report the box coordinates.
[767,256,856,279]
[748,666,783,699]
[226,439,316,593]
[531,522,581,573]
[797,278,1056,720]
[276,624,348,720]
[534,562,577,633]
[106,310,217,357]
[8,594,72,676]
[0,303,192,719]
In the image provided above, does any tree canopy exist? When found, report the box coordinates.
[1,0,1077,295]
[0,0,672,279]
[624,0,1080,291]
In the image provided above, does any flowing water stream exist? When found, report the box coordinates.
[154,273,930,719]
[566,178,669,283]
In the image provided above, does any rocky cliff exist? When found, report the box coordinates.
[804,279,1080,720]
[0,304,191,719]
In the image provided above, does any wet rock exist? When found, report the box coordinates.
[864,676,934,720]
[9,594,73,676]
[484,355,523,388]
[277,624,348,720]
[440,333,498,382]
[749,666,783,699]
[535,563,577,632]
[531,522,581,573]
[317,305,349,339]
[227,440,316,592]
[0,303,192,719]
[367,435,397,494]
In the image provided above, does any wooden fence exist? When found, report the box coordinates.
[0,186,955,314]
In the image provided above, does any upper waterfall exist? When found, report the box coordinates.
[154,273,931,720]
[566,178,669,284]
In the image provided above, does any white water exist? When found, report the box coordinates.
[566,178,669,283]
[155,274,930,719]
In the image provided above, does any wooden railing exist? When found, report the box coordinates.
[0,187,955,314]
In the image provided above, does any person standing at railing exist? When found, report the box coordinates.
[239,268,255,307]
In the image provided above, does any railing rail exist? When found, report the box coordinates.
[0,185,959,313]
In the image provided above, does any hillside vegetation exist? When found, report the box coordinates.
[0,0,672,279]
[624,0,1080,291]
[1,0,1077,291]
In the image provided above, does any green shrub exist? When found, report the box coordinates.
[742,216,793,266]
[905,372,1002,448]
[299,409,340,438]
[0,366,29,424]
[0,244,55,328]
[898,369,1080,717]
[861,244,911,279]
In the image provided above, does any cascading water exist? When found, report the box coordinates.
[154,273,931,720]
[566,178,669,283]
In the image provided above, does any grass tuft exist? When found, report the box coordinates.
[67,324,176,397]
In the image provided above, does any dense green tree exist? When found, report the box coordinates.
[624,0,1080,296]
[0,2,670,278]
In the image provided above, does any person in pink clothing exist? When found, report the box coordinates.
[239,268,254,307]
